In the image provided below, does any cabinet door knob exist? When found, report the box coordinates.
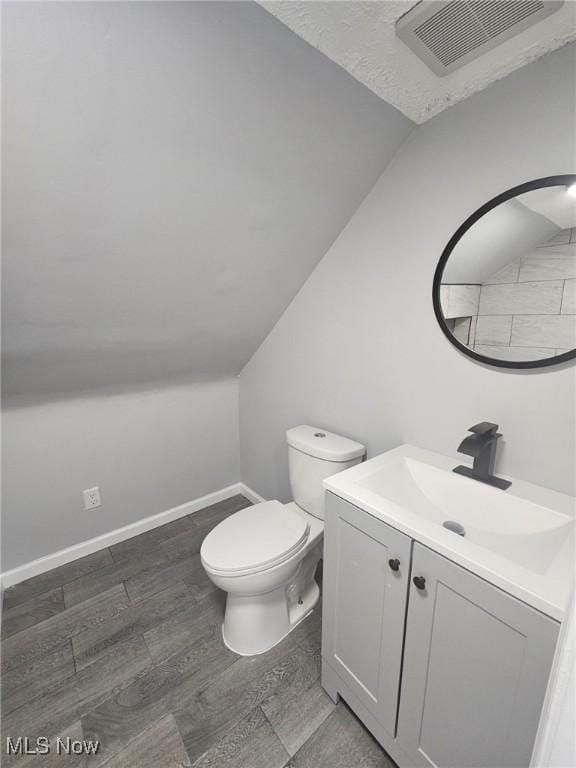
[413,576,426,590]
[388,558,400,572]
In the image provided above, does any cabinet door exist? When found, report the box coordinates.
[397,543,560,768]
[322,493,412,737]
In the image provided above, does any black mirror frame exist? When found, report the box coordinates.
[433,174,576,370]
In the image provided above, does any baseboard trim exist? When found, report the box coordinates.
[238,483,267,505]
[1,482,267,589]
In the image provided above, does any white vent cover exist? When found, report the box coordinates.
[396,0,564,76]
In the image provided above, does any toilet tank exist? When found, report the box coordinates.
[286,425,365,520]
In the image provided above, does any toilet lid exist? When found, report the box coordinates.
[200,501,310,575]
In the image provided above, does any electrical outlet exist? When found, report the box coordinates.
[83,486,101,510]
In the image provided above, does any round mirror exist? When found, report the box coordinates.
[433,175,576,369]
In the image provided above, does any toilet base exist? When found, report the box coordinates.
[221,549,322,657]
[222,579,320,656]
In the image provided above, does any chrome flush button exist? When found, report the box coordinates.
[314,432,326,438]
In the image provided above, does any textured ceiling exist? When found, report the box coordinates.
[260,1,576,123]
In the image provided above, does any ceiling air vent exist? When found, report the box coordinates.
[396,0,564,76]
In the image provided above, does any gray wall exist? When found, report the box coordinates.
[240,44,576,500]
[1,1,412,570]
[2,380,239,571]
[2,0,411,403]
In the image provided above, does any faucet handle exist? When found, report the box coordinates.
[468,422,499,436]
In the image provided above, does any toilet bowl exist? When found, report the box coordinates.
[201,425,365,656]
[202,500,324,655]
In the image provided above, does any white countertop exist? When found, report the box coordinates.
[324,444,575,621]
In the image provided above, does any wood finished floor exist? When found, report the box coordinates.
[1,495,396,768]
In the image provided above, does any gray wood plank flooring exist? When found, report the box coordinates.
[1,586,66,639]
[2,494,395,767]
[3,550,114,610]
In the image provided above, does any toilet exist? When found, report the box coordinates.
[200,425,365,656]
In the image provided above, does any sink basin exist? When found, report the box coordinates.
[324,445,575,619]
[359,456,572,574]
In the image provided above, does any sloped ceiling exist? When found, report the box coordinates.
[2,1,412,404]
[259,1,576,123]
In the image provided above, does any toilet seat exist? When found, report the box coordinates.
[200,500,310,577]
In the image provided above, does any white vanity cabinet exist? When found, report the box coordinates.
[322,493,560,768]
[397,543,559,768]
[321,492,411,739]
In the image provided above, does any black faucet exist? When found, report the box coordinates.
[453,422,511,490]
